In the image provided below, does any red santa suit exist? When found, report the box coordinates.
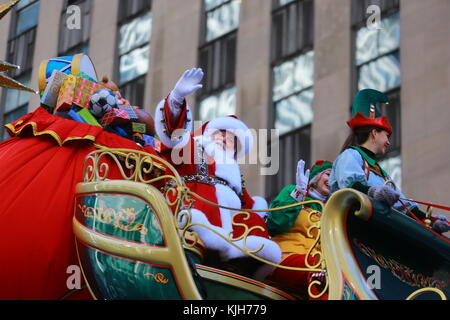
[155,96,281,279]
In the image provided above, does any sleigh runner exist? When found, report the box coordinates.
[72,148,449,300]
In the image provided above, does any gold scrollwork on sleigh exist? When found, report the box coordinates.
[176,191,330,299]
[144,272,170,284]
[82,148,329,300]
[78,204,149,235]
[406,287,447,300]
[85,147,167,184]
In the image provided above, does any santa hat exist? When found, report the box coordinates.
[308,160,333,187]
[200,115,254,159]
[347,89,392,136]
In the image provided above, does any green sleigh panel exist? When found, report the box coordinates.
[73,180,203,300]
[321,189,450,300]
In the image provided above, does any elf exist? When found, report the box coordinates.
[329,89,450,235]
[267,159,332,299]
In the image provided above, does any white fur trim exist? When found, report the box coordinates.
[223,235,282,265]
[202,137,243,194]
[214,184,241,230]
[154,98,192,149]
[214,160,242,195]
[183,209,282,278]
[184,208,233,256]
[251,196,269,219]
[203,116,253,158]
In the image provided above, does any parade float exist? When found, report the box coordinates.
[71,147,449,301]
[3,56,448,299]
[0,0,448,301]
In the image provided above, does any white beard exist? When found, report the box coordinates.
[202,136,242,195]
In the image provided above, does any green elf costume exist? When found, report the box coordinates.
[266,160,332,299]
[329,89,450,234]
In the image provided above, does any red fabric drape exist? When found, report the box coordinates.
[0,107,158,299]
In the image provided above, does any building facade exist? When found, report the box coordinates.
[1,0,450,218]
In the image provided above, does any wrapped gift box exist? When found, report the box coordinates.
[55,75,104,112]
[76,72,98,83]
[131,122,146,134]
[109,125,129,138]
[78,108,102,127]
[118,105,138,120]
[73,77,103,110]
[40,70,67,110]
[142,134,162,152]
[68,109,87,124]
[100,108,130,126]
[55,75,78,112]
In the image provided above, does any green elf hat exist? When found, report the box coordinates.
[310,160,333,182]
[347,89,392,136]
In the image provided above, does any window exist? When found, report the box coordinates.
[116,0,151,108]
[197,0,240,122]
[273,50,314,134]
[198,87,236,121]
[271,0,314,63]
[204,0,240,42]
[266,0,314,200]
[1,0,40,141]
[352,0,401,187]
[58,0,92,55]
[2,74,31,140]
[14,0,40,35]
[355,13,400,92]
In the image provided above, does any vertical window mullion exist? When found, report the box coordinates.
[281,8,288,59]
[304,0,313,48]
[212,41,220,90]
[297,1,304,51]
[271,10,283,62]
[286,3,297,55]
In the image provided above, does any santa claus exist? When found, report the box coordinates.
[154,68,281,280]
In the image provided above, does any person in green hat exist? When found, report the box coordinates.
[266,159,332,299]
[329,89,450,235]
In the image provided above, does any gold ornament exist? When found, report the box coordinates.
[0,0,38,94]
[0,0,20,20]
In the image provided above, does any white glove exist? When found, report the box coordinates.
[290,160,310,202]
[368,185,400,207]
[169,68,204,107]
